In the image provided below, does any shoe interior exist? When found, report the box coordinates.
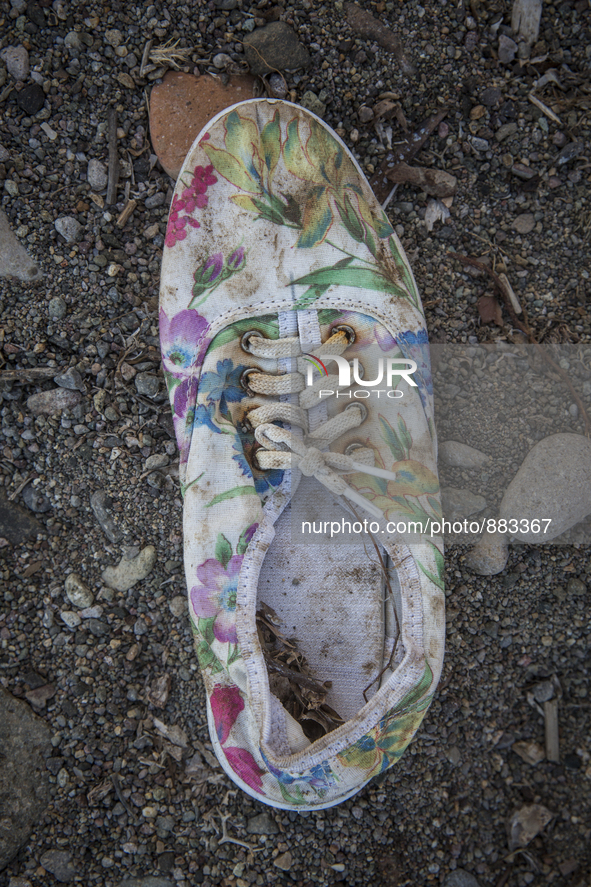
[258,476,404,747]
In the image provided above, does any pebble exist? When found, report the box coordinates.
[442,487,487,520]
[168,595,186,617]
[481,87,502,107]
[87,159,108,191]
[246,812,280,835]
[213,52,233,69]
[104,29,123,47]
[0,209,42,282]
[135,372,160,397]
[102,545,157,592]
[300,90,326,117]
[497,34,517,64]
[500,433,591,541]
[0,45,29,80]
[60,610,81,628]
[439,441,489,469]
[39,850,77,882]
[65,573,94,608]
[48,296,67,319]
[145,192,165,209]
[116,878,174,887]
[22,481,51,513]
[243,22,311,75]
[495,122,518,142]
[145,454,169,471]
[0,492,42,544]
[566,577,586,596]
[149,72,256,179]
[55,216,82,243]
[0,688,51,870]
[27,388,81,416]
[444,871,482,887]
[465,531,508,575]
[90,489,123,543]
[513,213,535,234]
[268,72,288,98]
[53,367,84,391]
[16,84,45,115]
[273,851,293,871]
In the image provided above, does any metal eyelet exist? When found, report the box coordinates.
[240,367,260,396]
[345,401,368,423]
[349,358,364,379]
[344,442,364,456]
[332,324,356,345]
[240,330,264,354]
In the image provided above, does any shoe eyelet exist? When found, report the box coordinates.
[240,330,264,354]
[240,367,260,396]
[332,324,356,345]
[345,401,368,423]
[344,442,364,456]
[349,358,364,379]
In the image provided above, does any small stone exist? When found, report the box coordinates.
[300,90,326,117]
[24,684,56,710]
[60,610,81,628]
[21,482,51,513]
[246,812,279,835]
[268,72,287,98]
[116,879,174,887]
[39,850,77,882]
[168,595,186,617]
[0,46,30,80]
[102,545,157,592]
[466,531,508,575]
[55,216,82,243]
[444,871,482,887]
[149,72,257,179]
[358,105,374,123]
[439,441,490,469]
[213,52,233,69]
[135,373,160,397]
[512,740,545,765]
[498,34,518,64]
[500,434,591,541]
[87,618,109,638]
[446,745,461,766]
[471,137,489,152]
[53,367,83,391]
[566,577,586,596]
[87,159,108,190]
[244,22,311,75]
[513,213,535,234]
[16,83,45,115]
[64,30,83,49]
[509,804,553,850]
[495,122,518,142]
[27,388,81,416]
[145,454,169,471]
[65,573,94,608]
[0,210,42,282]
[273,851,293,871]
[104,28,123,47]
[145,192,165,209]
[481,87,502,107]
[48,296,67,319]
[90,490,123,544]
[0,492,42,545]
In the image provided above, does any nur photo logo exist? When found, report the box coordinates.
[302,352,418,399]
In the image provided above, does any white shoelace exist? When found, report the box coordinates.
[241,330,397,519]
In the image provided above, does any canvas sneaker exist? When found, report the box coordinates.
[159,98,445,810]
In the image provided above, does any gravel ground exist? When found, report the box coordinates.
[1,0,590,886]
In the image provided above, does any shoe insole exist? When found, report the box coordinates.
[258,476,386,722]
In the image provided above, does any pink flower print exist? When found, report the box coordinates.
[190,554,242,644]
[165,164,217,249]
[224,747,265,794]
[210,685,244,744]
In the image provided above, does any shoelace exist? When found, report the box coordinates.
[240,328,397,519]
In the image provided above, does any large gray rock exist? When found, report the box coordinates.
[0,688,52,871]
[500,433,591,542]
[0,210,42,282]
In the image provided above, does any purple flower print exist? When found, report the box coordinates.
[227,246,246,272]
[210,685,245,744]
[190,555,243,644]
[159,308,209,378]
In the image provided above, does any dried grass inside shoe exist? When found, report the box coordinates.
[159,98,445,809]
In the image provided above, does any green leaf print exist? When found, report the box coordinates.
[215,533,232,569]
